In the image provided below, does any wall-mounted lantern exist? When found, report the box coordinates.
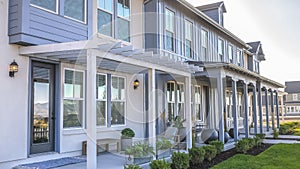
[133,79,140,90]
[9,60,18,77]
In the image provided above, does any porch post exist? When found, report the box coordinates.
[275,91,280,128]
[148,68,156,148]
[264,88,269,132]
[86,50,97,169]
[270,89,275,130]
[217,72,225,143]
[243,82,249,138]
[185,76,192,149]
[257,83,263,134]
[232,79,238,141]
[252,85,258,134]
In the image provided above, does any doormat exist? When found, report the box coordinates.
[14,157,86,169]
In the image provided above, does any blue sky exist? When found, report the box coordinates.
[187,0,300,85]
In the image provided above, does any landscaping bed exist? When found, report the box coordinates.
[189,143,272,169]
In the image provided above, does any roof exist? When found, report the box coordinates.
[196,1,227,13]
[247,41,266,61]
[175,0,251,49]
[285,81,300,93]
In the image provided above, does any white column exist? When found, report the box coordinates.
[257,83,263,134]
[264,88,269,132]
[148,68,156,148]
[86,50,97,169]
[185,76,192,149]
[275,91,280,128]
[270,89,275,130]
[243,82,249,138]
[217,73,224,143]
[252,85,258,134]
[232,79,238,141]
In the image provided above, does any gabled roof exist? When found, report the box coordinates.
[285,81,300,93]
[196,1,227,13]
[247,41,266,61]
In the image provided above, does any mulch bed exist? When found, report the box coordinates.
[188,143,273,169]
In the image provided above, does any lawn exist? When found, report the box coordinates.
[212,144,300,169]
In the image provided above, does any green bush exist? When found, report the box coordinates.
[124,164,142,169]
[236,139,251,153]
[171,152,189,169]
[273,128,279,139]
[253,136,263,147]
[156,138,172,150]
[122,128,135,138]
[125,142,155,158]
[203,145,217,161]
[255,134,266,139]
[188,147,205,165]
[245,138,255,149]
[209,140,224,154]
[150,159,171,169]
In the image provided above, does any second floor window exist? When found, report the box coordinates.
[228,45,233,63]
[237,49,242,66]
[185,20,193,58]
[218,38,224,62]
[30,0,57,13]
[98,0,113,37]
[117,0,130,42]
[201,29,208,61]
[64,0,85,22]
[165,8,175,52]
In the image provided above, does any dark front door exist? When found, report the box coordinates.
[30,61,56,154]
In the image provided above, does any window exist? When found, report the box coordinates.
[218,38,224,62]
[201,29,208,61]
[167,82,175,123]
[293,94,298,101]
[30,0,57,12]
[63,69,84,128]
[254,60,259,73]
[185,20,193,58]
[111,76,126,125]
[96,74,107,126]
[195,86,203,122]
[177,83,185,119]
[228,45,233,63]
[165,8,175,52]
[98,0,113,37]
[64,0,85,22]
[117,0,130,42]
[237,49,242,66]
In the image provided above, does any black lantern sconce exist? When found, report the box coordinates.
[9,60,18,77]
[133,79,140,90]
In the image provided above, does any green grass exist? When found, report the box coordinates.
[212,144,300,169]
[279,121,300,135]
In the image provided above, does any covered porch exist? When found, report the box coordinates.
[18,38,202,168]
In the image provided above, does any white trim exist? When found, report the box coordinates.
[111,75,127,126]
[30,0,59,14]
[96,73,108,127]
[63,0,87,24]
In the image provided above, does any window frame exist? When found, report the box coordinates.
[116,0,131,42]
[177,83,185,120]
[165,8,176,52]
[184,19,193,58]
[237,48,243,66]
[194,85,204,123]
[201,28,208,61]
[63,68,85,129]
[228,44,234,63]
[111,75,126,127]
[218,37,225,62]
[30,0,59,14]
[63,0,87,24]
[96,73,108,127]
[97,0,114,38]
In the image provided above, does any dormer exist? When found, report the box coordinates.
[196,1,227,26]
[247,41,266,74]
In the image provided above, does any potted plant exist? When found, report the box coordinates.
[173,116,186,143]
[121,128,135,151]
[156,138,172,159]
[125,142,155,165]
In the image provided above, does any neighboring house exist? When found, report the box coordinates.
[284,81,300,116]
[0,0,283,168]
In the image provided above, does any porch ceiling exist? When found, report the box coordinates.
[19,39,203,76]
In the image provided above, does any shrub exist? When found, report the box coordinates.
[156,138,172,150]
[122,128,135,138]
[125,142,155,158]
[124,164,142,169]
[245,138,255,149]
[209,140,224,154]
[150,159,171,169]
[273,128,279,139]
[255,134,266,139]
[253,136,263,147]
[171,152,189,169]
[236,139,251,153]
[188,147,205,165]
[203,145,217,161]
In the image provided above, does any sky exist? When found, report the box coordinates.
[186,0,300,85]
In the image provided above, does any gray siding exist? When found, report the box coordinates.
[202,9,219,24]
[8,1,89,45]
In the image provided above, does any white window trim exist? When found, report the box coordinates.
[165,7,176,52]
[62,68,86,130]
[177,82,185,119]
[201,28,208,61]
[228,44,234,63]
[184,19,193,58]
[30,0,59,14]
[117,0,131,20]
[194,85,204,123]
[218,37,225,62]
[96,73,108,127]
[111,75,127,127]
